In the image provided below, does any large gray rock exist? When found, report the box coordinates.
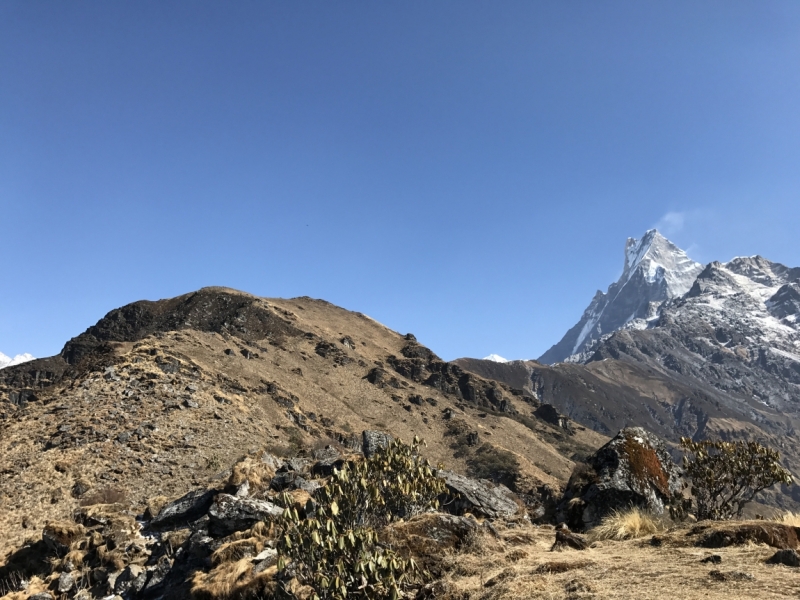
[150,488,216,528]
[440,470,520,519]
[558,427,683,530]
[208,493,283,537]
[362,430,393,457]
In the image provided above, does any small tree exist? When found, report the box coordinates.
[680,437,792,520]
[275,437,446,600]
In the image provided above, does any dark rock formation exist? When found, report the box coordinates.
[557,427,683,530]
[439,470,520,519]
[362,430,393,457]
[150,489,216,528]
[766,548,800,567]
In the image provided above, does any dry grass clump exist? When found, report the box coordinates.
[588,507,666,541]
[191,557,277,600]
[227,457,277,495]
[773,511,800,526]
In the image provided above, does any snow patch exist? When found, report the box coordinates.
[482,354,509,363]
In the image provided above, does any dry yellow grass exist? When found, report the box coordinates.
[587,507,666,542]
[434,521,800,599]
[772,511,800,526]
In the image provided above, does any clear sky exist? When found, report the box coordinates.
[2,2,800,361]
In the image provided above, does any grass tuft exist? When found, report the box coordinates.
[773,511,800,526]
[588,507,666,542]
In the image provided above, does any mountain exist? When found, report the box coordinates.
[539,229,703,364]
[457,234,800,510]
[0,287,605,555]
[482,354,509,363]
[0,352,35,370]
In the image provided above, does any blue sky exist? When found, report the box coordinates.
[2,1,800,361]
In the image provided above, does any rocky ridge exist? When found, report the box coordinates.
[0,287,606,556]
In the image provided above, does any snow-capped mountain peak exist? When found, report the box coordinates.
[482,354,509,363]
[539,229,704,364]
[0,352,35,370]
[622,229,702,297]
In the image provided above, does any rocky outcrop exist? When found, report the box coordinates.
[208,494,283,537]
[440,470,521,519]
[150,489,216,528]
[557,427,683,530]
[361,430,393,457]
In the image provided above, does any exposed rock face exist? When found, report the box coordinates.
[558,427,682,530]
[539,230,703,364]
[440,470,521,519]
[208,494,283,537]
[361,430,393,457]
[150,489,216,528]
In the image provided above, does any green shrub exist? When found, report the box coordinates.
[680,437,792,520]
[275,437,446,599]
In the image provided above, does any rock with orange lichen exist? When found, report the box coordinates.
[557,427,683,530]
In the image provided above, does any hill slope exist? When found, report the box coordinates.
[0,287,605,554]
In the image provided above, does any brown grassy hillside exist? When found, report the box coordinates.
[0,288,606,555]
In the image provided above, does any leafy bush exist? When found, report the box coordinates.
[275,437,446,599]
[588,507,666,541]
[680,437,792,520]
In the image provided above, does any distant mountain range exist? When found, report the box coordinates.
[0,352,34,370]
[458,229,800,509]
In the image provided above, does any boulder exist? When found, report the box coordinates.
[311,445,346,477]
[208,494,283,537]
[440,470,520,519]
[362,430,393,457]
[150,489,216,528]
[114,564,148,595]
[557,427,683,530]
[551,525,589,551]
[766,548,800,567]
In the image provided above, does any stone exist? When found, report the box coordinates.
[143,555,173,590]
[362,430,393,457]
[114,564,147,595]
[701,555,722,564]
[252,548,279,574]
[30,594,53,600]
[150,488,216,528]
[439,470,520,519]
[765,548,800,567]
[557,427,683,530]
[551,526,589,551]
[260,451,284,471]
[208,493,283,537]
[57,572,76,593]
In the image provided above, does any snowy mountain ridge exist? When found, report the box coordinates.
[0,352,35,370]
[482,354,509,363]
[539,229,703,364]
